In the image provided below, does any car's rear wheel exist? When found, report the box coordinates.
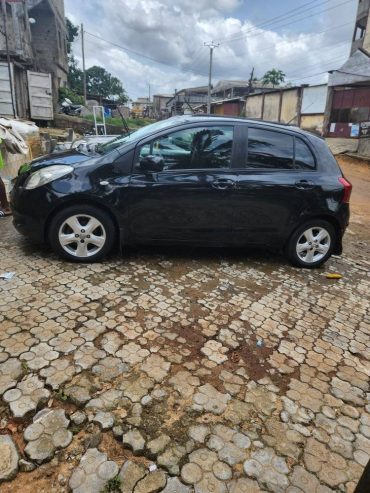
[286,220,335,268]
[49,205,115,262]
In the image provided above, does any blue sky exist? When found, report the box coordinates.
[65,0,358,100]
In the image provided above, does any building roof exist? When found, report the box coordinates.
[328,48,370,87]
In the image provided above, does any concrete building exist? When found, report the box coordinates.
[0,0,68,120]
[324,0,370,155]
[28,0,68,101]
[152,93,172,119]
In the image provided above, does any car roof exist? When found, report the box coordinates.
[169,114,318,138]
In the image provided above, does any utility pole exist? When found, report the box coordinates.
[81,23,87,106]
[204,41,219,114]
[2,0,16,117]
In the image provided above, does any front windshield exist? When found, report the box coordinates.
[96,117,186,155]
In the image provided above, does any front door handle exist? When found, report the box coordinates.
[212,179,236,190]
[295,179,315,190]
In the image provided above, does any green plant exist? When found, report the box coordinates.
[59,87,84,105]
[55,389,68,402]
[100,475,121,493]
[262,68,286,87]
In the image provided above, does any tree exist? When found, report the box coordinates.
[262,69,286,88]
[66,18,79,54]
[86,66,128,103]
[67,55,83,94]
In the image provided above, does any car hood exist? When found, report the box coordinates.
[30,150,92,169]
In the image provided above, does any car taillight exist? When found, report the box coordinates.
[339,177,352,203]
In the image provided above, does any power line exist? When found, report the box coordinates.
[218,0,356,45]
[216,0,327,43]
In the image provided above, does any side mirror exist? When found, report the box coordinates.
[140,154,164,172]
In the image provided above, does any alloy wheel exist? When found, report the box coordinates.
[58,214,106,258]
[296,226,331,264]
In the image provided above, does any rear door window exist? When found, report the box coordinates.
[246,128,294,169]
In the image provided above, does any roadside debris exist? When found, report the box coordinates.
[256,339,264,348]
[0,272,15,279]
[325,273,343,279]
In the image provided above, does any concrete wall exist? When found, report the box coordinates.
[29,0,68,106]
[301,114,324,135]
[302,85,327,114]
[280,89,299,124]
[0,2,33,61]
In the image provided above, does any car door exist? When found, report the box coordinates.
[126,123,240,244]
[233,125,321,246]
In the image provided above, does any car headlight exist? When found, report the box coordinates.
[24,165,73,190]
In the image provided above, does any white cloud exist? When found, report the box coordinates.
[66,0,357,100]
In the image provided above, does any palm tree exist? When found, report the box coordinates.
[262,69,286,88]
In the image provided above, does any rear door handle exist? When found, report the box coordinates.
[295,179,315,190]
[212,179,236,190]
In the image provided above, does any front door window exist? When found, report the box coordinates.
[138,126,234,170]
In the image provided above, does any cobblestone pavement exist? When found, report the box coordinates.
[0,158,369,493]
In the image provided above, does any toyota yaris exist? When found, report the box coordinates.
[10,115,351,268]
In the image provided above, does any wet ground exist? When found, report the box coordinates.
[0,156,369,493]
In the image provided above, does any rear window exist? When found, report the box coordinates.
[243,127,316,170]
[295,138,316,169]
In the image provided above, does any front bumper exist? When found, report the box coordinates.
[10,185,54,243]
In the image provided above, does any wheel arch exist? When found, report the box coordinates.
[286,214,342,255]
[44,198,122,246]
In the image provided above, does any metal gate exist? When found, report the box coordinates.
[27,71,53,120]
[0,62,15,117]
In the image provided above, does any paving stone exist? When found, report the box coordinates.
[0,358,23,396]
[192,384,231,415]
[189,425,210,443]
[228,478,265,493]
[119,460,146,493]
[91,411,114,430]
[134,470,167,493]
[122,429,145,453]
[147,434,171,456]
[169,370,200,398]
[92,356,129,381]
[116,342,150,365]
[120,374,155,402]
[70,411,86,426]
[158,444,187,475]
[0,435,19,482]
[141,354,171,383]
[39,358,78,389]
[69,448,119,493]
[161,477,192,493]
[20,342,59,370]
[3,375,50,418]
[73,342,106,370]
[24,408,72,463]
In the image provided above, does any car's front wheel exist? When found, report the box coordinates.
[286,220,336,268]
[49,205,115,262]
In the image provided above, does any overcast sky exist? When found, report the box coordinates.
[65,0,358,101]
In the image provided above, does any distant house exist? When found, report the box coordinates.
[0,0,68,119]
[131,97,152,118]
[324,0,370,155]
[166,86,209,115]
[152,94,172,119]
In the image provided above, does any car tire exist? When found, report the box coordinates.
[286,220,336,268]
[48,205,115,262]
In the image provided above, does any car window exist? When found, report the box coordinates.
[295,138,316,169]
[246,128,294,169]
[138,126,234,170]
[96,117,190,155]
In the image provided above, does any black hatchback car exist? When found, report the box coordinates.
[10,115,351,268]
